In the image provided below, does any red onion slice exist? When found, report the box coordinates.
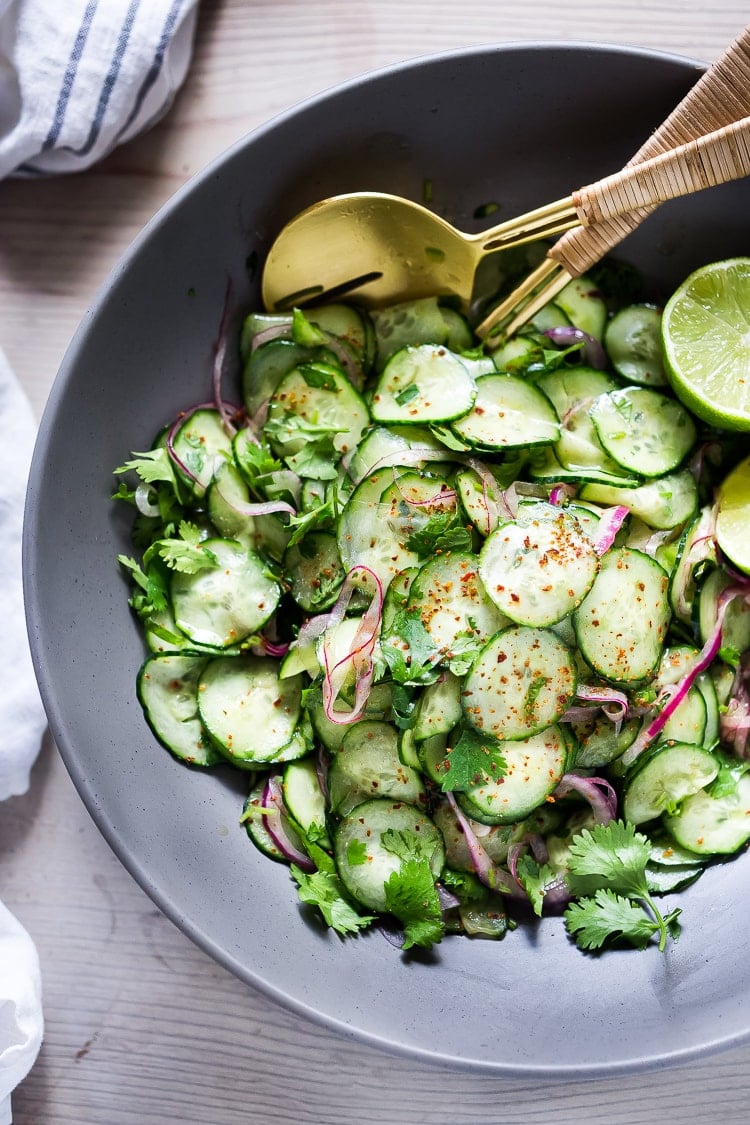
[553,773,618,823]
[321,566,384,725]
[590,505,630,556]
[543,326,607,369]
[262,775,316,871]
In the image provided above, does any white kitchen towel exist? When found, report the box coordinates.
[0,347,46,1124]
[0,904,43,1125]
[0,348,47,801]
[0,0,200,179]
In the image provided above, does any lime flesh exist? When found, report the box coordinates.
[661,258,750,431]
[716,454,750,575]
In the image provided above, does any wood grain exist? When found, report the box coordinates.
[2,2,750,1122]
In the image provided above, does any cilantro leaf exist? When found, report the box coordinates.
[564,888,664,951]
[514,854,560,917]
[150,521,220,574]
[233,432,283,489]
[381,829,444,950]
[403,511,473,559]
[566,820,651,900]
[381,608,441,685]
[118,554,169,616]
[437,724,506,792]
[290,866,375,936]
[113,447,177,487]
[565,821,682,952]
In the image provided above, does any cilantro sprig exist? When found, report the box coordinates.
[564,821,682,952]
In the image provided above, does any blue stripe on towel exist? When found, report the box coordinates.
[41,0,99,151]
[64,0,141,157]
[116,0,186,141]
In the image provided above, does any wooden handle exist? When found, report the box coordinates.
[573,115,750,225]
[551,24,750,274]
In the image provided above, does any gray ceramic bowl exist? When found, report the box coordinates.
[24,42,750,1076]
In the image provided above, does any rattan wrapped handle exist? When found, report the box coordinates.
[550,24,750,275]
[573,116,750,225]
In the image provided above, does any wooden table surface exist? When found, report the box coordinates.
[2,2,750,1121]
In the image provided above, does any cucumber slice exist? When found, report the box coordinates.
[603,303,668,387]
[283,757,331,847]
[242,338,316,416]
[370,296,449,368]
[697,566,750,658]
[455,466,508,536]
[405,551,508,658]
[171,407,234,496]
[334,799,444,911]
[267,364,369,465]
[137,653,222,767]
[623,742,719,825]
[198,655,304,766]
[370,344,476,424]
[327,720,426,817]
[347,424,451,484]
[553,274,607,340]
[479,502,599,627]
[462,625,577,741]
[588,387,697,478]
[573,547,670,684]
[283,531,346,612]
[664,772,750,855]
[431,799,514,869]
[306,681,394,754]
[412,671,463,742]
[170,538,280,649]
[580,469,698,530]
[207,459,256,543]
[456,724,568,825]
[570,713,640,769]
[450,374,560,450]
[242,779,287,862]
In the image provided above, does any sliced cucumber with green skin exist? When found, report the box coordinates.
[456,724,569,825]
[198,655,303,766]
[306,681,394,754]
[603,303,667,387]
[455,467,509,537]
[416,732,450,784]
[405,551,508,658]
[450,374,560,450]
[207,459,256,543]
[432,798,514,870]
[334,799,445,912]
[536,365,618,419]
[573,547,670,684]
[337,468,455,592]
[370,297,449,368]
[242,338,319,416]
[267,364,369,464]
[664,772,750,855]
[283,531,346,612]
[646,862,704,895]
[412,671,463,742]
[529,445,641,489]
[462,625,577,741]
[327,720,426,817]
[479,502,599,627]
[346,424,452,484]
[668,504,717,624]
[570,713,640,769]
[137,653,222,767]
[283,757,331,847]
[588,387,697,478]
[697,566,750,657]
[171,538,280,649]
[553,274,607,340]
[241,780,286,862]
[171,407,234,496]
[580,469,698,530]
[623,742,719,825]
[370,344,476,424]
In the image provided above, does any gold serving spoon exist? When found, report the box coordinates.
[262,111,750,316]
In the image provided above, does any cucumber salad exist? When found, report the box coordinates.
[113,258,750,955]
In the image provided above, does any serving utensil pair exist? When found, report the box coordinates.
[261,25,750,340]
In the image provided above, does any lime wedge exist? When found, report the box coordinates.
[716,454,750,575]
[661,258,750,431]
